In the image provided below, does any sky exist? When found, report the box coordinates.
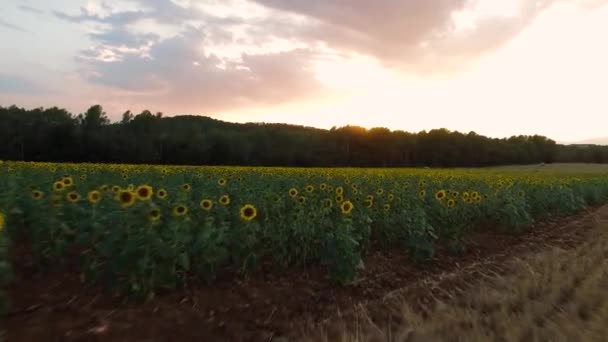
[1,0,607,142]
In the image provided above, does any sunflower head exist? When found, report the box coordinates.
[136,185,153,201]
[447,199,457,208]
[364,199,374,208]
[340,200,354,215]
[240,204,257,221]
[336,195,344,203]
[53,181,65,191]
[219,195,230,206]
[118,190,136,208]
[200,199,213,211]
[31,190,44,200]
[218,178,227,186]
[335,186,344,195]
[435,190,447,201]
[305,185,314,193]
[111,185,121,193]
[173,205,188,216]
[88,190,102,204]
[319,183,327,191]
[62,176,74,186]
[157,189,168,200]
[66,191,80,203]
[419,189,426,198]
[376,188,384,196]
[288,188,298,198]
[182,183,192,192]
[387,194,394,202]
[383,203,390,211]
[322,198,333,209]
[148,208,161,222]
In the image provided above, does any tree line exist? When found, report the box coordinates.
[1,104,607,167]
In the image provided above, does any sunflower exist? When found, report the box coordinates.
[340,200,354,215]
[133,185,153,201]
[79,174,87,181]
[447,199,456,208]
[319,183,327,191]
[111,185,121,193]
[218,178,227,186]
[239,204,257,221]
[335,186,344,196]
[366,195,374,202]
[173,205,188,216]
[182,183,192,192]
[435,190,447,201]
[364,199,374,208]
[383,203,390,211]
[127,184,135,192]
[200,199,213,211]
[53,181,65,191]
[376,188,384,196]
[322,198,333,208]
[66,191,81,203]
[419,189,426,198]
[462,192,470,200]
[288,188,298,198]
[0,212,4,232]
[99,184,109,192]
[118,190,136,208]
[305,185,314,193]
[298,196,306,204]
[387,194,394,202]
[31,190,44,200]
[156,189,168,200]
[62,176,74,186]
[148,208,161,222]
[451,191,460,199]
[219,195,230,206]
[336,195,344,203]
[87,190,102,204]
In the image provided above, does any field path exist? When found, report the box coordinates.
[304,205,608,341]
[3,205,608,342]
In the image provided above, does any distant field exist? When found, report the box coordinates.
[484,163,608,174]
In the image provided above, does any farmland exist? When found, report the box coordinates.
[2,161,608,340]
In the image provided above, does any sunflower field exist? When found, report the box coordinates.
[1,161,608,301]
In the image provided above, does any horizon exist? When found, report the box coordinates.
[4,102,608,145]
[1,0,608,142]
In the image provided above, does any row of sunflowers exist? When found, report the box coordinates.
[1,161,608,301]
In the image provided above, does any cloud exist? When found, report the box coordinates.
[17,4,45,15]
[248,0,580,72]
[0,74,52,95]
[76,25,324,112]
[0,18,28,32]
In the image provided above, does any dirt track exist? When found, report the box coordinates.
[306,205,608,341]
[3,205,607,342]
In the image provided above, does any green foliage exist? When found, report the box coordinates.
[4,104,608,166]
[1,161,608,302]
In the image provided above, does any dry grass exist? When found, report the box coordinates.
[303,207,608,342]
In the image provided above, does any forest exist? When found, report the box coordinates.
[1,104,607,167]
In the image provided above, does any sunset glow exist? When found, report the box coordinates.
[1,0,607,142]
